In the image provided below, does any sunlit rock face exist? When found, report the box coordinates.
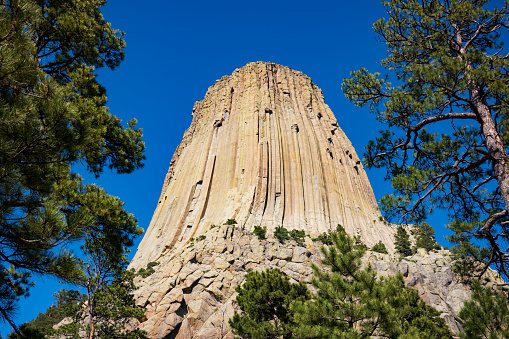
[130,61,394,270]
[127,62,490,339]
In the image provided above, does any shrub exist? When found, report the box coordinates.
[198,235,206,241]
[371,241,388,254]
[312,225,345,245]
[274,226,290,243]
[253,225,267,240]
[147,261,159,269]
[354,235,367,250]
[313,233,332,245]
[290,230,306,244]
[137,261,159,278]
[225,219,237,225]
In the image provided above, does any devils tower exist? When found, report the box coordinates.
[131,61,394,270]
[129,62,486,338]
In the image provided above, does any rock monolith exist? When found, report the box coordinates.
[128,62,492,339]
[131,61,395,271]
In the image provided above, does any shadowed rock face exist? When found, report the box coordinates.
[131,61,395,270]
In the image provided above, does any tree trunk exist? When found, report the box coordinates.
[472,87,509,215]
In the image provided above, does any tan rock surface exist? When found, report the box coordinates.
[125,62,496,339]
[131,62,394,270]
[132,224,498,338]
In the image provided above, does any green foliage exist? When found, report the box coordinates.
[371,240,389,254]
[395,225,413,257]
[353,235,367,250]
[289,229,305,244]
[274,226,290,243]
[55,270,147,339]
[459,279,509,339]
[137,261,159,278]
[197,235,206,241]
[342,0,509,280]
[229,269,310,338]
[0,266,34,330]
[291,229,453,338]
[312,225,347,245]
[147,261,159,269]
[412,222,441,252]
[225,219,237,225]
[253,225,267,240]
[8,323,45,338]
[0,0,145,329]
[209,224,217,229]
[10,289,84,338]
[312,233,332,245]
[447,219,496,282]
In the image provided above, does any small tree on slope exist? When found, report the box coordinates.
[395,225,413,256]
[291,229,452,338]
[229,269,310,338]
[412,222,441,252]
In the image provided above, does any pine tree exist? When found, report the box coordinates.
[395,225,413,256]
[56,270,147,339]
[458,279,509,339]
[0,0,145,330]
[413,222,441,252]
[274,226,290,243]
[229,269,310,338]
[342,0,509,280]
[371,240,388,254]
[292,228,452,338]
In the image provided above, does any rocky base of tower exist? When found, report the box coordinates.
[132,224,500,338]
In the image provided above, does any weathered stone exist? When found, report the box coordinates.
[221,271,235,281]
[213,257,231,271]
[285,262,307,275]
[169,261,182,276]
[126,62,496,338]
[182,270,202,291]
[130,62,396,273]
[202,267,219,278]
[292,247,311,263]
[278,248,293,260]
[396,262,409,276]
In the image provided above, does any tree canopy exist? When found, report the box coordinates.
[458,279,509,339]
[292,228,452,338]
[231,228,452,338]
[0,0,145,330]
[343,0,509,280]
[229,269,310,338]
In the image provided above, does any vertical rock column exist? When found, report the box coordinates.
[130,61,395,270]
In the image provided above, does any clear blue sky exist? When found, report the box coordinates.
[3,0,506,335]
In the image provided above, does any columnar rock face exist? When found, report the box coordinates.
[129,62,492,339]
[131,61,395,270]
